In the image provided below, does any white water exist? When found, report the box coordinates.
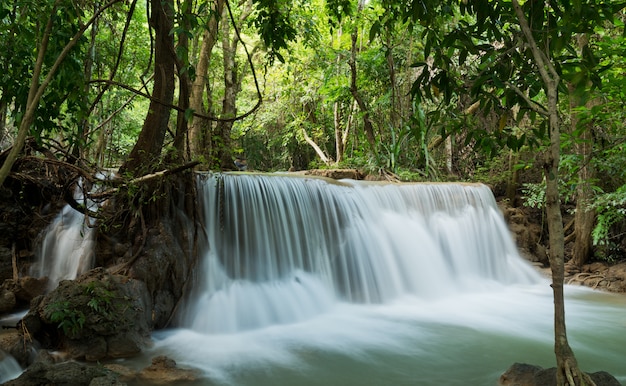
[32,178,105,289]
[0,351,22,383]
[31,173,626,385]
[145,174,626,386]
[33,204,95,288]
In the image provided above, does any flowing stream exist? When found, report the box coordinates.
[30,173,626,385]
[149,174,626,386]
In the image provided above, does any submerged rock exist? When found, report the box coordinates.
[499,362,621,386]
[135,355,199,384]
[100,355,199,385]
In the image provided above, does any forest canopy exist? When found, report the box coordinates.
[0,0,624,246]
[1,0,625,253]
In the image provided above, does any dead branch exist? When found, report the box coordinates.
[88,161,200,200]
[301,128,332,165]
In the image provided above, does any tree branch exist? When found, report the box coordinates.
[505,82,549,116]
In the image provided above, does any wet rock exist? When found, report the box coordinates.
[295,169,365,180]
[498,203,546,266]
[136,355,199,384]
[499,362,621,386]
[89,372,128,386]
[0,246,13,282]
[0,331,38,367]
[499,362,541,385]
[1,276,48,308]
[3,358,124,386]
[128,217,192,329]
[21,268,152,362]
[0,287,16,312]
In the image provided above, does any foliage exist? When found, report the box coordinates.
[43,279,125,340]
[0,0,89,146]
[590,185,626,259]
[521,181,546,210]
[47,301,86,338]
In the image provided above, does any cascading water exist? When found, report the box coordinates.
[33,203,95,288]
[32,176,108,289]
[150,174,626,385]
[179,174,539,332]
[0,350,22,383]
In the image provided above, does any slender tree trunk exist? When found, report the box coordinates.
[120,0,175,175]
[212,0,252,170]
[568,74,597,267]
[506,150,520,204]
[512,1,591,384]
[334,102,344,163]
[172,0,193,155]
[188,0,224,159]
[349,1,377,156]
[0,101,7,147]
[572,143,595,267]
[73,1,99,162]
[212,7,237,170]
[385,31,400,130]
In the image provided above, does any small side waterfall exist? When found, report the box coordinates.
[32,178,102,289]
[0,351,22,383]
[34,203,95,288]
[180,174,540,334]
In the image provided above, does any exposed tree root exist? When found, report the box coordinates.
[567,272,604,287]
[563,359,596,386]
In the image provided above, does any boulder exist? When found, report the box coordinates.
[1,276,48,309]
[0,287,16,312]
[0,331,38,367]
[2,358,124,386]
[20,268,152,362]
[136,355,199,384]
[499,362,621,386]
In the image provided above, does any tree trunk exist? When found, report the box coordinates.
[506,150,519,204]
[0,100,7,147]
[212,7,237,170]
[171,0,193,155]
[571,131,595,267]
[511,1,591,384]
[349,1,377,156]
[188,0,224,160]
[569,89,597,267]
[120,0,175,176]
[212,0,252,170]
[334,102,344,164]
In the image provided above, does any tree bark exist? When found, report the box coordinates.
[568,87,597,267]
[188,0,224,159]
[120,0,175,176]
[212,0,252,170]
[349,1,377,156]
[511,1,592,384]
[334,102,344,164]
[571,133,595,267]
[0,100,7,147]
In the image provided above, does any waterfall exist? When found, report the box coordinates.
[34,203,95,288]
[180,174,541,334]
[32,177,106,289]
[0,351,21,383]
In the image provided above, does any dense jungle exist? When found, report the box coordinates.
[1,0,626,385]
